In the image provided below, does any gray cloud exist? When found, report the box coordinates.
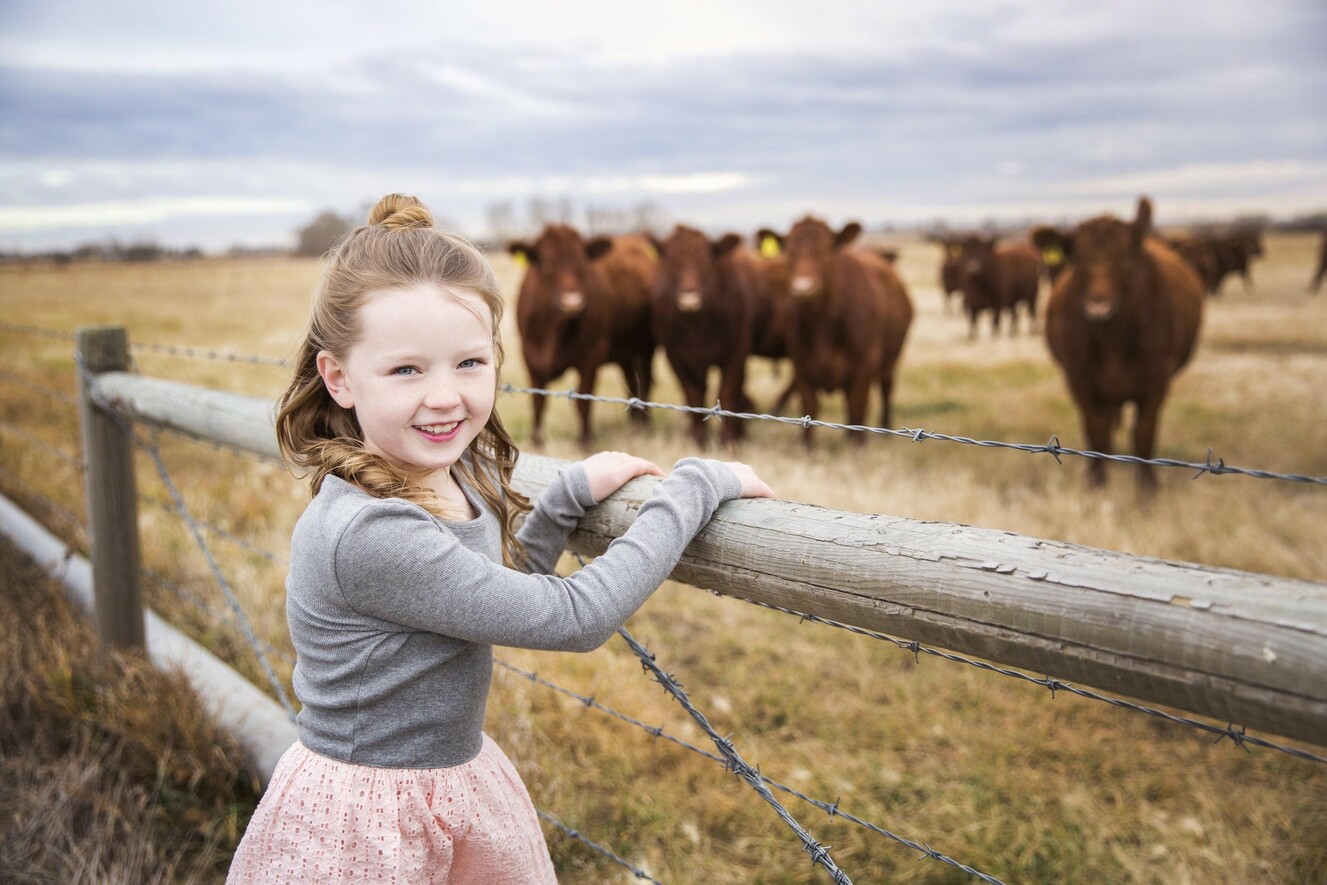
[1,1,1324,249]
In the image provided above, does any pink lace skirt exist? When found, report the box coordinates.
[227,735,557,884]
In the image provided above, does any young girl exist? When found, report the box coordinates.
[227,194,773,883]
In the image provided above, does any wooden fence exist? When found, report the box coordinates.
[60,324,1326,754]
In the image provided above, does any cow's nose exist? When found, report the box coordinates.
[559,291,584,313]
[790,275,817,296]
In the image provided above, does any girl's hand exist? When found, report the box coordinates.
[718,461,776,499]
[582,451,665,502]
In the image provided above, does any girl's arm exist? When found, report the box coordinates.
[332,458,747,652]
[516,452,664,575]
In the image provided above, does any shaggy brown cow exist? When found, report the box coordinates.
[1040,197,1204,488]
[954,235,1041,338]
[509,225,656,448]
[650,225,760,446]
[756,217,913,445]
[1311,230,1327,294]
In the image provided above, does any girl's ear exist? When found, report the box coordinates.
[316,350,355,409]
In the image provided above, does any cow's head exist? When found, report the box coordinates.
[959,234,998,279]
[654,225,742,314]
[509,224,613,316]
[768,216,862,302]
[1065,196,1153,322]
[1030,225,1072,279]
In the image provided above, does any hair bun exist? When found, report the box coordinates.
[368,193,434,231]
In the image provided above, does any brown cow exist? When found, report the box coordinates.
[1311,230,1327,294]
[1167,231,1263,296]
[650,225,759,446]
[1166,234,1222,295]
[930,236,964,314]
[756,217,913,446]
[508,225,656,448]
[1040,197,1204,489]
[954,235,1041,338]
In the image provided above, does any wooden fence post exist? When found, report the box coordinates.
[76,324,145,649]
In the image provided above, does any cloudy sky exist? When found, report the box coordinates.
[2,0,1324,252]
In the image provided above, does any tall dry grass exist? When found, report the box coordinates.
[0,233,1325,882]
[0,536,258,883]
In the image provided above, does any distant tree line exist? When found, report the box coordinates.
[0,206,1321,267]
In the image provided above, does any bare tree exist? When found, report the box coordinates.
[296,211,353,257]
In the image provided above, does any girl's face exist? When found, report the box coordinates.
[316,282,497,489]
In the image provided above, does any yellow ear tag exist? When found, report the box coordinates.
[512,251,528,269]
[1042,246,1064,266]
[646,243,659,260]
[759,235,781,258]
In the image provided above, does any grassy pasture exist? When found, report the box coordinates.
[0,231,1324,882]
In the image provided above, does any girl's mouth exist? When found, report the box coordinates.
[414,421,462,441]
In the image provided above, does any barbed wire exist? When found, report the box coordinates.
[534,808,663,883]
[0,419,84,471]
[723,593,1327,765]
[0,463,86,536]
[495,658,1006,883]
[501,384,1327,486]
[78,354,298,721]
[0,369,78,405]
[616,625,854,884]
[0,322,290,367]
[129,340,290,367]
[138,493,289,565]
[144,568,296,668]
[0,321,76,342]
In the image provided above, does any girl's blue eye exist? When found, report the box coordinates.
[459,358,481,369]
[392,366,418,376]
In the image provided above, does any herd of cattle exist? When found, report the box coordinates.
[506,201,1327,488]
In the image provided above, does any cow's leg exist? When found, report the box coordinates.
[622,356,652,428]
[844,378,872,447]
[1132,394,1166,492]
[877,371,896,431]
[717,356,751,445]
[673,360,710,448]
[529,373,549,448]
[968,309,979,341]
[797,378,819,448]
[1081,401,1113,487]
[575,366,599,451]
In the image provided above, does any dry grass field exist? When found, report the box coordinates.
[1,229,1325,882]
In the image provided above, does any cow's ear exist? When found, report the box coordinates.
[712,233,743,258]
[508,241,537,267]
[835,222,863,247]
[647,234,665,258]
[1132,196,1153,248]
[585,237,614,260]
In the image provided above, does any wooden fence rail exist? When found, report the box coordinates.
[87,366,1327,747]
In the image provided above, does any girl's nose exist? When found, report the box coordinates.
[423,376,461,409]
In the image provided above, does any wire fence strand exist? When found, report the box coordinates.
[721,593,1327,766]
[495,658,1006,884]
[501,384,1327,486]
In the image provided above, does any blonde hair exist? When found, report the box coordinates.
[277,193,532,568]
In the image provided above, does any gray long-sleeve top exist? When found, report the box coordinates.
[286,457,741,769]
